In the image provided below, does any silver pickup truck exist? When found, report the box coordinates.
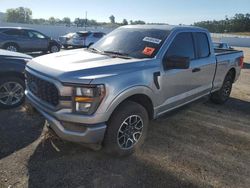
[25,25,244,156]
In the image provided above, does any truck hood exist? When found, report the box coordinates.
[26,49,146,84]
[0,49,32,59]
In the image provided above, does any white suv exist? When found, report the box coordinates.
[59,31,105,48]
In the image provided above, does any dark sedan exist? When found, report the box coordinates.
[0,49,32,108]
[0,27,61,53]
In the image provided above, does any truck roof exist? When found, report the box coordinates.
[121,24,208,32]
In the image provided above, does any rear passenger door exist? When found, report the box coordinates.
[2,29,30,50]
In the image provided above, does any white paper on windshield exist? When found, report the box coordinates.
[143,37,162,44]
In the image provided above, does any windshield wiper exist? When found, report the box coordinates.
[103,50,132,59]
[87,47,102,53]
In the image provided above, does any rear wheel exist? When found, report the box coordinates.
[210,71,234,104]
[103,101,149,157]
[0,77,25,109]
[4,43,19,52]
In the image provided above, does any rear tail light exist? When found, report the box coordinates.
[239,56,244,69]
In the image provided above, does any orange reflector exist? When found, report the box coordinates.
[75,97,94,102]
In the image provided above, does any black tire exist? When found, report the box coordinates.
[0,77,25,109]
[4,43,19,52]
[49,44,60,53]
[103,101,149,157]
[210,71,234,104]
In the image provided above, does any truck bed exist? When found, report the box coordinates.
[214,48,243,56]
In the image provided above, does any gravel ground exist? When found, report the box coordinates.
[0,48,250,188]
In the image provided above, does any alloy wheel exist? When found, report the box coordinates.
[6,45,17,52]
[51,46,59,53]
[0,82,24,106]
[117,115,144,150]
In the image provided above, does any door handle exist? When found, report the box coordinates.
[192,68,201,73]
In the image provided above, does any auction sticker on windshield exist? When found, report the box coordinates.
[143,37,162,44]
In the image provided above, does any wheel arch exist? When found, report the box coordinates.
[3,42,20,50]
[106,86,155,121]
[227,67,236,82]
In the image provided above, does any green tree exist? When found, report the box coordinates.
[109,15,115,24]
[194,13,250,33]
[62,17,71,26]
[130,20,146,25]
[6,7,32,23]
[122,19,128,25]
[48,17,56,25]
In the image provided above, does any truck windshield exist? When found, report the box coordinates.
[91,27,170,59]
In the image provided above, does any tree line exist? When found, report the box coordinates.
[194,13,250,33]
[3,7,146,27]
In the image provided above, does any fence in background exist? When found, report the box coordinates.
[0,22,116,39]
[0,22,250,47]
[211,33,250,47]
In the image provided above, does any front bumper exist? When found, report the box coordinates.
[26,92,107,144]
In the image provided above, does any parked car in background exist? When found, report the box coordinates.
[0,27,61,53]
[26,25,243,156]
[0,49,32,108]
[213,42,233,49]
[59,31,105,48]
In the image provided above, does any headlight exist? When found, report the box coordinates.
[74,85,105,114]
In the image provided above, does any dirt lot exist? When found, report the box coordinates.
[0,48,250,188]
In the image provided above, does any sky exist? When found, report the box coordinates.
[0,0,250,24]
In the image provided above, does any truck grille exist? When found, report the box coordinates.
[26,72,59,106]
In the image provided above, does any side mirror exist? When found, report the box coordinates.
[164,55,190,69]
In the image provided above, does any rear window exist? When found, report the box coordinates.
[3,29,22,36]
[194,33,210,58]
[166,32,195,60]
[77,32,91,37]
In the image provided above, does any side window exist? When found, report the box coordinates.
[166,32,195,60]
[194,33,210,58]
[27,31,46,39]
[93,33,104,38]
[3,29,22,36]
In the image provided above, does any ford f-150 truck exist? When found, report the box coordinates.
[25,25,244,156]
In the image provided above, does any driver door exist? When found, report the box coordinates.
[26,30,49,51]
[157,32,200,114]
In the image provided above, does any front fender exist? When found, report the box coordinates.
[101,86,155,120]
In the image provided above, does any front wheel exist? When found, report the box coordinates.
[0,77,25,109]
[49,45,60,53]
[103,101,149,157]
[210,72,234,104]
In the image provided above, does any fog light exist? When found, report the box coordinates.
[76,102,92,113]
